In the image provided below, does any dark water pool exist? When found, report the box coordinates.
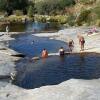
[14,53,100,89]
[9,34,67,57]
[0,22,60,32]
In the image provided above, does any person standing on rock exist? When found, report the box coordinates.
[68,39,74,52]
[79,36,85,51]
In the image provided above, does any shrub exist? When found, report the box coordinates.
[76,9,91,26]
[55,15,68,24]
[67,15,76,26]
[15,10,23,16]
[34,15,46,22]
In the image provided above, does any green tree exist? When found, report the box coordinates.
[35,0,76,15]
[76,9,91,25]
[0,0,6,11]
[28,5,34,17]
[0,0,29,13]
[13,0,28,10]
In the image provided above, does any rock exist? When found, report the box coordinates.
[0,28,100,100]
[11,54,25,58]
[32,57,40,60]
[1,79,100,100]
[0,75,10,79]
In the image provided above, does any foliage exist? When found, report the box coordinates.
[15,10,23,16]
[13,0,28,10]
[79,0,96,4]
[0,0,29,15]
[92,6,100,18]
[0,0,6,11]
[35,0,76,15]
[76,9,92,26]
[67,15,76,26]
[28,5,34,17]
[34,15,68,24]
[96,19,100,26]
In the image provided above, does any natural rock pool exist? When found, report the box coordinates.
[7,33,100,89]
[14,53,100,89]
[9,34,67,57]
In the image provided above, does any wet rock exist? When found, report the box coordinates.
[32,57,40,60]
[0,75,10,79]
[11,54,25,58]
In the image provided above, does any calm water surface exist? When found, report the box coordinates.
[0,22,60,32]
[7,28,100,89]
[9,34,67,57]
[14,53,100,89]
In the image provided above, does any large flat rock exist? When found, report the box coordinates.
[0,79,100,100]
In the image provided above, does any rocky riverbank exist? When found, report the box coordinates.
[34,27,100,53]
[0,35,24,84]
[0,27,100,100]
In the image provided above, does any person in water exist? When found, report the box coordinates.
[41,49,48,58]
[68,39,74,52]
[79,36,85,51]
[59,47,65,56]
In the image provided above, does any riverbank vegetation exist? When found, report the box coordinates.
[0,0,100,26]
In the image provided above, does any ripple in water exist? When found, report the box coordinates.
[14,53,100,89]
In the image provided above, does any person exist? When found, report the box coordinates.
[79,36,85,51]
[6,25,9,35]
[59,47,65,56]
[88,27,98,35]
[92,27,97,33]
[41,49,48,58]
[68,39,74,52]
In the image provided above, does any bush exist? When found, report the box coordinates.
[55,15,68,24]
[15,10,23,16]
[76,9,91,26]
[34,15,67,24]
[34,15,46,22]
[67,15,76,26]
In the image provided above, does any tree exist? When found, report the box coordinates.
[28,5,34,17]
[76,9,91,25]
[0,0,29,13]
[35,0,76,15]
[0,0,6,11]
[13,0,28,10]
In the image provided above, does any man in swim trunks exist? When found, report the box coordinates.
[79,36,85,51]
[68,39,74,52]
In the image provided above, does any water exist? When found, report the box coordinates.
[9,34,67,57]
[7,27,100,89]
[14,53,100,89]
[0,22,60,32]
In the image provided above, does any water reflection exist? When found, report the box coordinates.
[59,55,65,62]
[79,53,85,66]
[0,22,60,32]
